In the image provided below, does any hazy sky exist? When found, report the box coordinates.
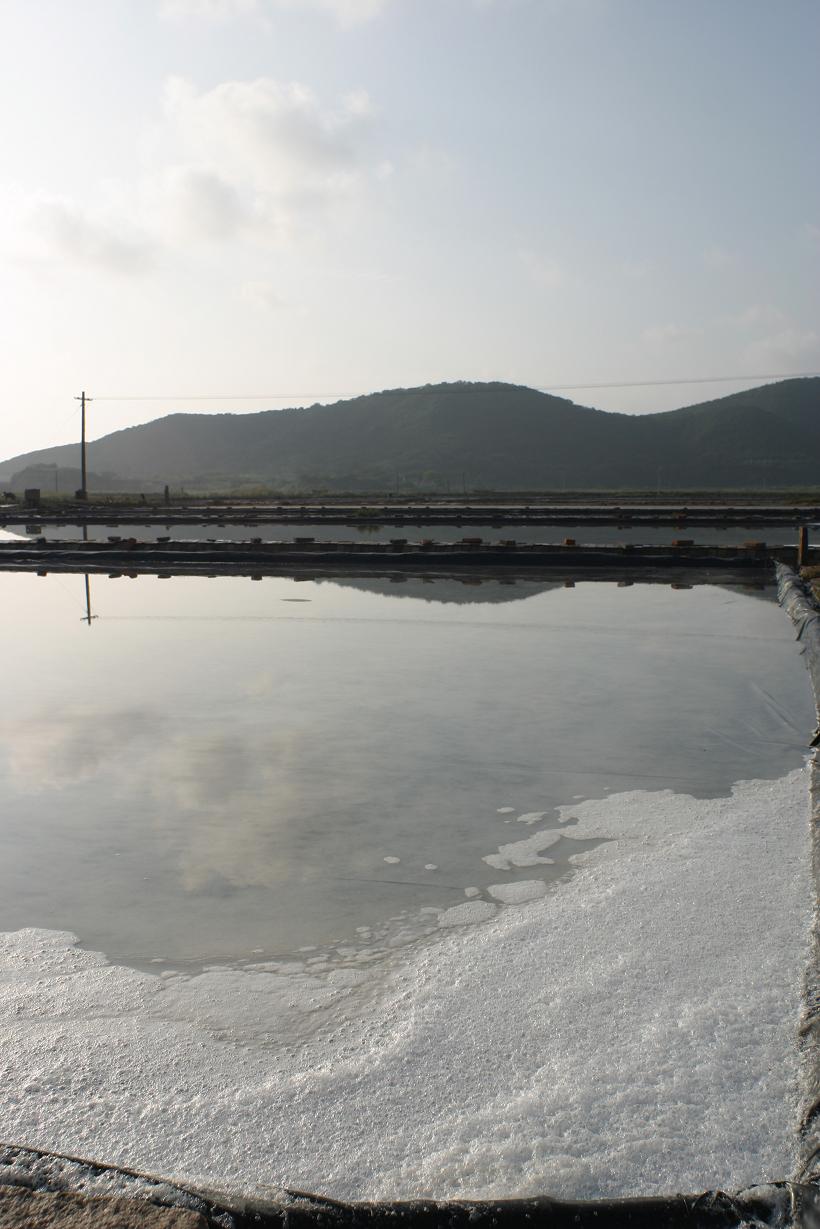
[1,0,818,458]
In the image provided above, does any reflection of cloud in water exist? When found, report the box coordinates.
[1,709,157,791]
[242,671,275,698]
[2,705,311,894]
[150,728,306,892]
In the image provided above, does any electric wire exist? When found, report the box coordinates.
[89,370,820,402]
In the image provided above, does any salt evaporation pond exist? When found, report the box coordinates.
[0,572,814,1200]
[0,519,804,544]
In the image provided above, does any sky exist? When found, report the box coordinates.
[1,0,818,459]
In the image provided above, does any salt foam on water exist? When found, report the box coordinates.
[487,880,547,904]
[0,768,810,1202]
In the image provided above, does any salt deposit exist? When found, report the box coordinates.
[486,880,548,904]
[0,768,810,1202]
[437,900,497,927]
[482,830,559,869]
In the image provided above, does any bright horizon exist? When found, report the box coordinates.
[2,1,818,457]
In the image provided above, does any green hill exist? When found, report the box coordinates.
[1,378,817,493]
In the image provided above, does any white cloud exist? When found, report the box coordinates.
[723,304,786,330]
[519,249,565,289]
[240,279,308,314]
[641,322,702,344]
[743,328,820,369]
[159,0,392,26]
[28,198,157,275]
[165,166,246,239]
[305,0,391,23]
[18,74,383,274]
[164,76,368,179]
[408,144,458,176]
[343,87,375,117]
[703,244,733,270]
[159,75,375,240]
[159,0,604,20]
[160,0,255,15]
[717,306,820,371]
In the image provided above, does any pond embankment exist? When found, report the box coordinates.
[777,565,820,1186]
[0,535,803,579]
[2,496,818,532]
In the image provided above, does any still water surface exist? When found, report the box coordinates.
[0,573,811,967]
[0,520,804,544]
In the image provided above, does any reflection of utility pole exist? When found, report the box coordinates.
[82,574,98,626]
[74,390,92,500]
[80,525,97,626]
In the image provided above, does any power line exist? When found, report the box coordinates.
[540,371,820,391]
[89,370,820,401]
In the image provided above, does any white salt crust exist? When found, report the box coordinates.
[438,900,497,927]
[487,880,548,904]
[0,768,810,1203]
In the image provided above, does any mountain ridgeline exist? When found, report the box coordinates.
[2,379,818,493]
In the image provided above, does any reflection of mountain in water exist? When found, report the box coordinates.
[322,576,564,605]
[328,576,778,607]
[715,584,777,604]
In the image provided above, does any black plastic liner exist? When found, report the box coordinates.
[1,1144,818,1229]
[777,566,820,1187]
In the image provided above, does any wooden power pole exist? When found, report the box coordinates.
[74,390,92,499]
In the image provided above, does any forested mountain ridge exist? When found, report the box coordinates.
[1,378,817,492]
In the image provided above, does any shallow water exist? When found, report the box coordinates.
[0,570,815,1199]
[0,572,811,966]
[0,519,804,545]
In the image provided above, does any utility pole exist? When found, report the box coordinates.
[799,525,809,569]
[74,390,92,500]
